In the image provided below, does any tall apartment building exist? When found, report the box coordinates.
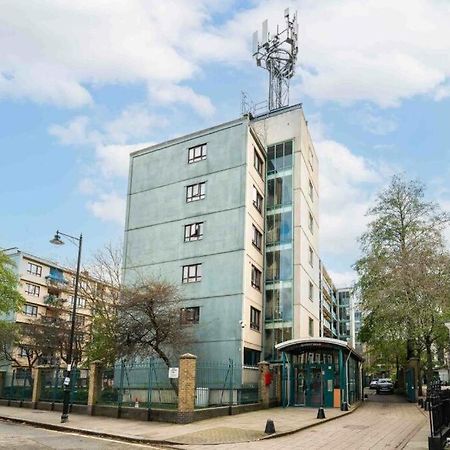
[2,248,98,372]
[319,263,339,340]
[123,104,320,367]
[336,287,363,352]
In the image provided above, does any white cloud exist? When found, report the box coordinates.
[4,0,450,110]
[50,104,157,225]
[96,143,152,179]
[87,193,126,226]
[327,270,357,289]
[315,117,392,259]
[148,84,215,118]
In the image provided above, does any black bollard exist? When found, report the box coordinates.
[265,419,276,434]
[341,402,349,411]
[317,407,326,419]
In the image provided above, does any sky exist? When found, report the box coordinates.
[1,0,449,286]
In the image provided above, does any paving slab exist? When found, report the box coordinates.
[0,403,357,445]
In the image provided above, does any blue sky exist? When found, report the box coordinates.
[1,0,449,285]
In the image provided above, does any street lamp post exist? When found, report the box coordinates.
[50,230,83,423]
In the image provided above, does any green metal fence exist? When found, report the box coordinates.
[1,369,33,401]
[39,367,89,405]
[195,360,259,408]
[98,360,178,409]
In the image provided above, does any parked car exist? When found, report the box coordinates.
[376,378,394,394]
[369,379,379,389]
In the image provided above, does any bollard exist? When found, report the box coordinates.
[317,407,326,419]
[265,419,276,434]
[341,402,349,411]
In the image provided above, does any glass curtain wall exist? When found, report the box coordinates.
[264,140,294,361]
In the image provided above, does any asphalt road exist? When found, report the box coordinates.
[0,420,159,449]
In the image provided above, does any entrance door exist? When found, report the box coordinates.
[294,367,306,406]
[305,365,335,407]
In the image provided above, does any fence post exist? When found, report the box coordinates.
[258,361,270,408]
[31,367,42,409]
[0,372,4,398]
[87,361,102,416]
[177,353,197,424]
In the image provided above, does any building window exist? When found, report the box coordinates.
[250,306,261,331]
[182,264,202,283]
[308,212,314,233]
[244,347,261,366]
[18,346,31,357]
[309,147,314,171]
[69,313,86,327]
[309,317,314,337]
[25,283,40,297]
[23,303,38,316]
[184,222,204,242]
[254,148,264,178]
[27,262,42,277]
[69,296,86,308]
[309,246,314,267]
[251,265,262,290]
[188,143,207,164]
[252,225,263,251]
[186,182,206,202]
[180,306,200,325]
[309,281,314,301]
[252,186,263,213]
[309,180,314,201]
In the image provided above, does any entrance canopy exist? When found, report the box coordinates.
[275,337,364,362]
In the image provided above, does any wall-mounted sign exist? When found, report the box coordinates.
[168,367,179,379]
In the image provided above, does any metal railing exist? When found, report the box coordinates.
[427,380,450,450]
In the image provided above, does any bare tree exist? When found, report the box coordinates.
[116,278,192,370]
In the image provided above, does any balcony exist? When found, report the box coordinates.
[43,294,65,308]
[45,269,68,293]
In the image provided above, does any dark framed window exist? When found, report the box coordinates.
[182,264,202,283]
[23,303,38,316]
[188,143,207,164]
[244,347,261,366]
[308,212,314,233]
[184,222,204,242]
[250,306,261,331]
[18,346,31,357]
[69,313,86,327]
[309,317,314,337]
[252,186,263,213]
[251,265,262,290]
[186,182,206,202]
[309,246,314,267]
[252,225,262,251]
[180,306,200,324]
[254,148,264,178]
[309,281,314,301]
[27,262,42,277]
[25,283,40,297]
[309,180,314,201]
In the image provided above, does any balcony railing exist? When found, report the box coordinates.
[43,294,65,308]
[45,274,68,292]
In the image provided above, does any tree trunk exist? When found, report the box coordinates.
[425,338,434,388]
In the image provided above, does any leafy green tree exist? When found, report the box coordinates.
[355,175,450,384]
[0,251,24,314]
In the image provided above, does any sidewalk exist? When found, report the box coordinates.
[0,403,358,445]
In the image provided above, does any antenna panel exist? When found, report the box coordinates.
[252,31,258,55]
[261,19,268,44]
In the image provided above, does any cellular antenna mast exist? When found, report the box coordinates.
[252,9,299,111]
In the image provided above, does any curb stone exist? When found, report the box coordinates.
[0,402,363,447]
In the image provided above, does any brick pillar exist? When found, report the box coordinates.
[177,353,197,424]
[258,361,270,408]
[31,367,42,408]
[87,361,103,415]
